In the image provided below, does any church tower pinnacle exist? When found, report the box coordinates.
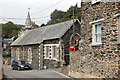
[25,8,32,28]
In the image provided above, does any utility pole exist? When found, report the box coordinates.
[73,8,75,51]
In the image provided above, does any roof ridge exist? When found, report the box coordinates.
[11,19,78,46]
[28,19,75,31]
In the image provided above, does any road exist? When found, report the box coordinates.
[3,65,71,80]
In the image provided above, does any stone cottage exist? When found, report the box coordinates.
[11,19,80,70]
[69,0,120,78]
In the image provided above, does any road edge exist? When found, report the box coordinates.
[52,70,71,79]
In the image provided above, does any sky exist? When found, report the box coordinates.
[0,0,81,26]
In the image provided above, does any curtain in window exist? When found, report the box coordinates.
[95,24,101,43]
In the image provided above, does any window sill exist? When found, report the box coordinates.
[44,58,58,61]
[92,0,101,5]
[52,58,58,61]
[44,58,49,60]
[92,2,100,5]
[91,43,102,47]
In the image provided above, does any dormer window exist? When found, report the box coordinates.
[92,0,101,4]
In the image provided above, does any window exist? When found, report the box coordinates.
[53,46,57,58]
[89,18,104,45]
[46,46,49,58]
[16,48,20,60]
[93,22,102,45]
[92,0,101,4]
[114,13,120,43]
[28,48,32,63]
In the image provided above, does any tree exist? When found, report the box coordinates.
[2,21,23,38]
[2,43,11,58]
[40,23,46,27]
[50,9,65,21]
[47,4,81,25]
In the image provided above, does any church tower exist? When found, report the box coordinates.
[25,8,32,28]
[18,8,39,37]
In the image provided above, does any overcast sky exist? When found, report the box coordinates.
[0,0,81,26]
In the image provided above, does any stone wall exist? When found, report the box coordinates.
[11,44,42,70]
[44,59,60,69]
[69,2,119,78]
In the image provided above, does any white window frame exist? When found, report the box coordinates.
[119,16,120,43]
[93,22,102,45]
[52,46,57,59]
[45,46,49,59]
[28,48,32,63]
[44,44,59,60]
[92,0,101,4]
[114,13,120,43]
[90,18,104,46]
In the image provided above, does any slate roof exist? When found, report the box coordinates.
[11,19,80,46]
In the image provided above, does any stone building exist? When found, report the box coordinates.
[11,19,80,70]
[69,0,120,78]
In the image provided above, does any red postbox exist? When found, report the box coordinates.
[69,44,78,51]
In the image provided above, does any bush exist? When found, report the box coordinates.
[3,52,11,57]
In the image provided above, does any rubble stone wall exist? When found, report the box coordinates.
[11,45,41,70]
[69,2,119,78]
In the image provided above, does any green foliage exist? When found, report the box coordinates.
[3,43,11,58]
[40,23,46,27]
[3,52,11,57]
[2,21,23,38]
[50,9,65,21]
[47,4,81,25]
[14,35,18,40]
